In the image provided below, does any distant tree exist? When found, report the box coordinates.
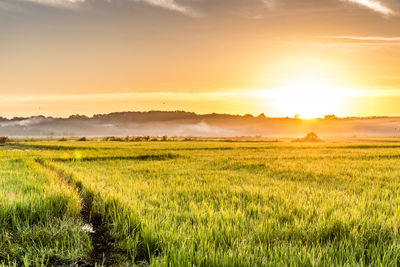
[0,136,9,144]
[292,132,325,143]
[305,132,318,140]
[294,114,300,119]
[77,137,87,141]
[69,114,89,120]
[105,136,124,141]
[324,114,337,120]
[257,113,267,118]
[162,136,168,141]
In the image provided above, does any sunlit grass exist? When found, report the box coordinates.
[3,141,400,265]
[0,155,91,266]
[46,141,400,265]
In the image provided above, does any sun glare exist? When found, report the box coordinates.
[273,78,340,119]
[267,78,344,119]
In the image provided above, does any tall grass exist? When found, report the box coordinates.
[0,154,91,266]
[3,141,400,265]
[40,141,400,266]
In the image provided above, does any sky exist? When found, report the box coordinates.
[1,0,400,118]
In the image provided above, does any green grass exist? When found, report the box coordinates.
[0,153,91,266]
[2,140,400,266]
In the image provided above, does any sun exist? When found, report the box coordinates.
[270,78,343,119]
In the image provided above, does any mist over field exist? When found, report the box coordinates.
[1,111,400,137]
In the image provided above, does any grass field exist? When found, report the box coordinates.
[2,140,400,266]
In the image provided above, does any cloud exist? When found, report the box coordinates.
[15,0,197,15]
[19,0,85,7]
[135,0,198,16]
[343,0,395,15]
[260,0,274,8]
[10,0,396,17]
[327,36,400,41]
[0,1,17,10]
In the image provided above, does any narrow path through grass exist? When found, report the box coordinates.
[34,158,118,266]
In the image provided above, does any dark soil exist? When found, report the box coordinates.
[79,200,116,267]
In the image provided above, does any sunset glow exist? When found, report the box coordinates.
[1,0,400,118]
[270,78,344,119]
[4,1,400,265]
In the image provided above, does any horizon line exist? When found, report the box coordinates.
[2,110,400,120]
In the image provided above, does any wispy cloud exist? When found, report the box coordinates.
[11,0,396,17]
[327,36,400,41]
[343,0,395,15]
[16,0,197,15]
[260,0,274,8]
[135,0,198,16]
[19,0,85,8]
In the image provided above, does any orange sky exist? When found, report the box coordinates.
[1,0,400,118]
